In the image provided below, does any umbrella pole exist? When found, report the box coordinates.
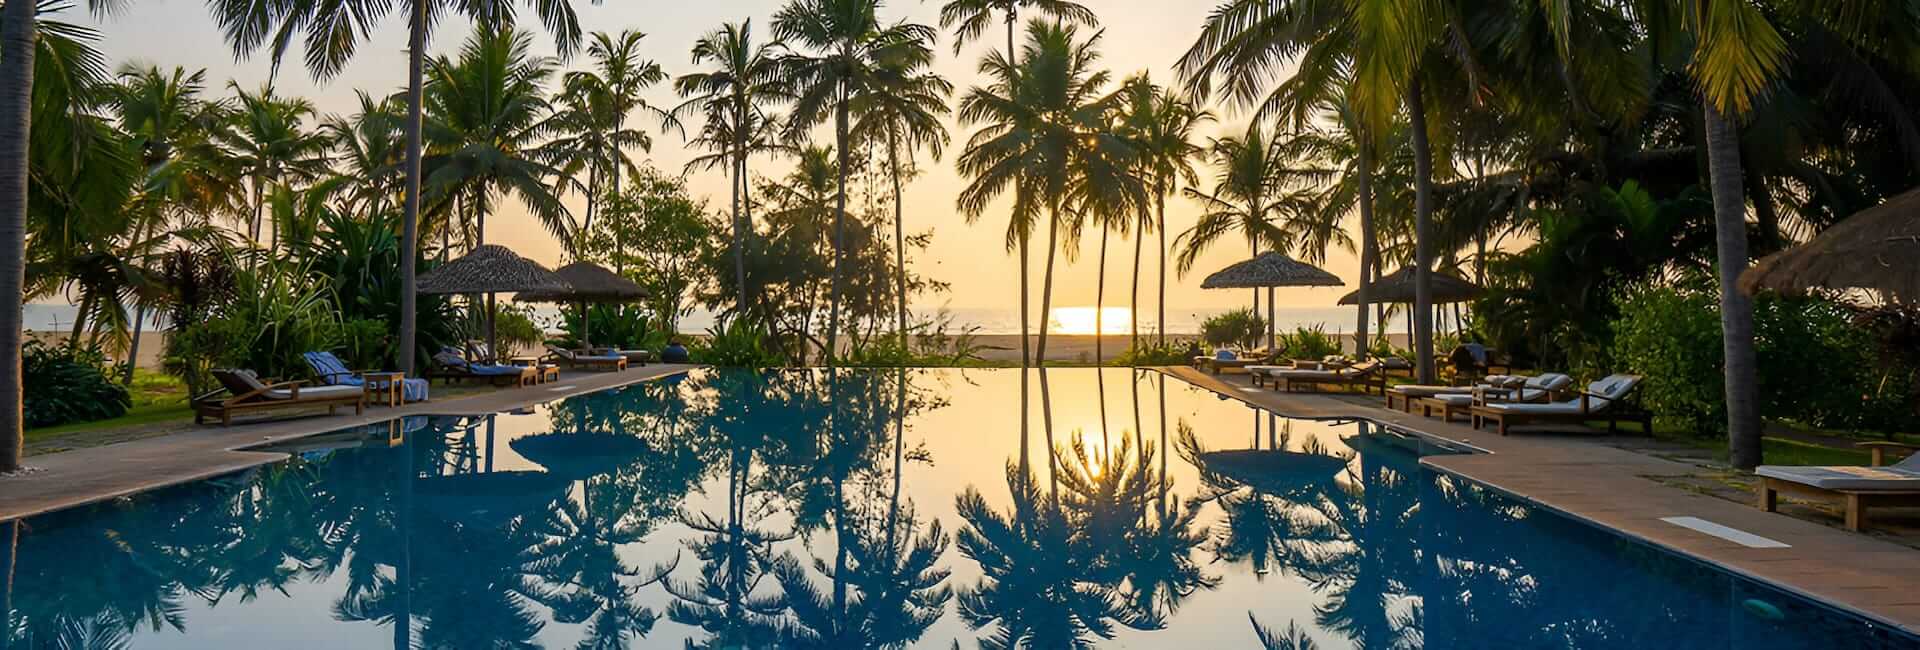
[485,293,498,363]
[580,302,590,349]
[1266,287,1275,353]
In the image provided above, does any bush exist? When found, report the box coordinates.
[1280,324,1342,359]
[555,304,663,351]
[337,318,392,370]
[23,340,131,428]
[694,317,785,367]
[1112,338,1195,366]
[1611,277,1919,435]
[1201,309,1266,350]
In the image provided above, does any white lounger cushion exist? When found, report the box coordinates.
[1427,393,1475,406]
[1478,401,1597,415]
[1757,465,1920,492]
[265,385,363,400]
[1390,385,1473,398]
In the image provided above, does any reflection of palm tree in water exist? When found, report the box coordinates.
[521,473,677,648]
[1184,420,1424,649]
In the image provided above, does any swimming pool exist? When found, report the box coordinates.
[2,368,1915,648]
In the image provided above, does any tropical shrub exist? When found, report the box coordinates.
[1112,339,1194,366]
[489,305,547,353]
[337,318,392,371]
[1201,309,1266,350]
[1280,324,1342,359]
[22,340,132,428]
[694,317,784,368]
[1611,277,1919,435]
[554,304,664,351]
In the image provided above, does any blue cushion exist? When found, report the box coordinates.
[305,352,364,387]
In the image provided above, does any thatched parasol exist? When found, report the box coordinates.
[515,262,649,349]
[417,245,569,361]
[1337,266,1484,305]
[1200,252,1344,289]
[1201,252,1343,351]
[1741,187,1920,300]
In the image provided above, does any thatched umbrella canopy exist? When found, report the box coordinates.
[416,245,568,361]
[1200,252,1343,289]
[1742,187,1920,300]
[1337,266,1484,305]
[515,262,648,349]
[1201,252,1343,352]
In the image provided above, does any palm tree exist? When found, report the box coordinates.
[545,29,667,251]
[322,91,407,219]
[0,0,126,471]
[206,0,587,376]
[956,20,1115,368]
[848,35,951,348]
[675,20,789,319]
[773,0,938,366]
[217,82,331,247]
[419,24,569,250]
[936,0,1095,73]
[1117,75,1209,349]
[1177,123,1327,350]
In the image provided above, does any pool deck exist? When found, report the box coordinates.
[1161,365,1920,636]
[0,364,697,522]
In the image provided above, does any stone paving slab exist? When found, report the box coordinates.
[0,365,697,521]
[1160,365,1920,636]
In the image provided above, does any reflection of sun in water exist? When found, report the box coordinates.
[1049,307,1133,335]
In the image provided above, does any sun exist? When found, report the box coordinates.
[1049,307,1133,335]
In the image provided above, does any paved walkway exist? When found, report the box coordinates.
[0,364,697,521]
[1161,366,1920,636]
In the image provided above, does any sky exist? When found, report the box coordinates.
[76,0,1361,323]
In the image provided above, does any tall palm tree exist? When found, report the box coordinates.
[545,29,667,251]
[1177,123,1327,350]
[207,0,587,375]
[956,20,1115,368]
[1117,75,1210,348]
[420,24,569,250]
[0,0,124,471]
[773,0,938,366]
[936,0,1095,73]
[218,83,331,247]
[849,50,951,346]
[322,91,407,219]
[675,20,789,319]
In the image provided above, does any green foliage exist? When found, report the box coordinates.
[1612,277,1919,435]
[1201,308,1266,350]
[1280,324,1342,359]
[693,317,785,368]
[489,304,547,352]
[22,340,132,429]
[555,304,664,351]
[579,167,713,331]
[336,318,392,370]
[843,311,988,367]
[1111,339,1195,366]
[306,207,461,366]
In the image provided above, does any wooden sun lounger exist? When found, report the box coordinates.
[1758,443,1920,532]
[1469,374,1650,436]
[195,369,366,426]
[548,346,628,372]
[1269,362,1386,395]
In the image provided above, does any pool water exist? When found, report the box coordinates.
[3,368,1916,649]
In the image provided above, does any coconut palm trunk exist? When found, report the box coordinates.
[0,0,25,470]
[825,94,851,366]
[1130,205,1144,352]
[1406,80,1437,384]
[890,134,908,346]
[1353,141,1376,357]
[1157,192,1167,346]
[1095,227,1107,362]
[397,0,426,376]
[731,106,748,317]
[1035,209,1061,366]
[1019,232,1031,367]
[1704,105,1762,469]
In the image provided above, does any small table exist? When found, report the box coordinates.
[508,356,559,384]
[363,371,406,407]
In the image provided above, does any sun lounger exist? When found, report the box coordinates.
[1266,360,1386,395]
[194,368,366,426]
[1413,372,1575,418]
[303,351,430,405]
[1385,375,1521,411]
[592,347,652,367]
[1469,374,1649,435]
[1757,442,1920,532]
[546,345,628,372]
[430,349,537,386]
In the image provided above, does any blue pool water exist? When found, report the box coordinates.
[2,368,1915,649]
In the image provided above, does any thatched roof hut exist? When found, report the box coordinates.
[416,245,569,295]
[515,262,648,303]
[1338,266,1484,305]
[1200,252,1343,289]
[1742,187,1920,300]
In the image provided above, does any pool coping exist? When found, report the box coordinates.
[0,364,699,522]
[1155,365,1920,638]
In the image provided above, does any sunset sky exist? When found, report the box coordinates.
[77,0,1358,324]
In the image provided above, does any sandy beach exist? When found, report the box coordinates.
[966,333,1413,364]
